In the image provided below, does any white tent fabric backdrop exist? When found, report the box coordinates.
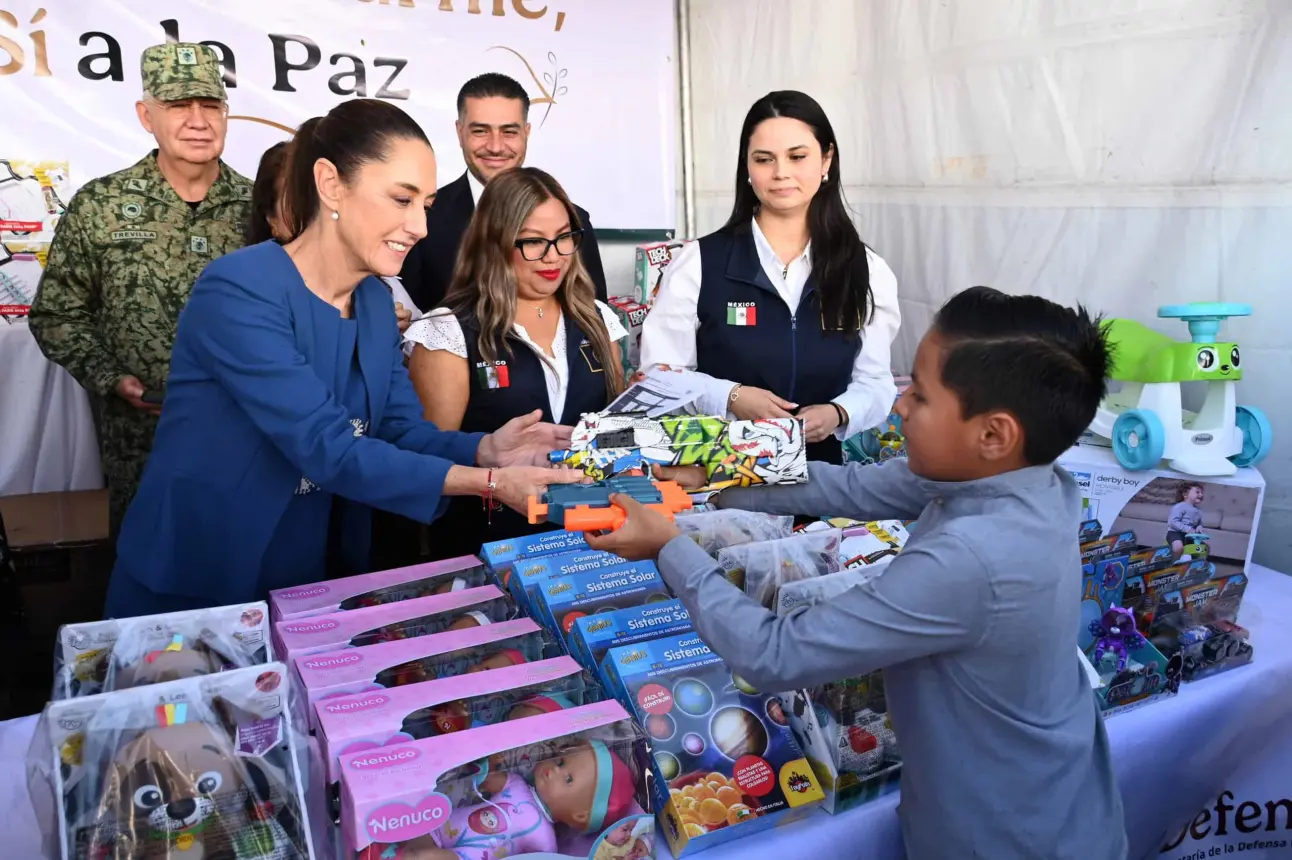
[682,0,1292,573]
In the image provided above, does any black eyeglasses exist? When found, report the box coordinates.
[514,229,584,261]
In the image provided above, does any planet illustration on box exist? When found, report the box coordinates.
[682,732,706,755]
[657,751,681,781]
[711,706,768,760]
[673,678,714,716]
[646,713,675,740]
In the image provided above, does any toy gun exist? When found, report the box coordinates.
[550,411,808,491]
[527,475,693,532]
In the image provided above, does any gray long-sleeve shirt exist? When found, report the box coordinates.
[656,460,1127,860]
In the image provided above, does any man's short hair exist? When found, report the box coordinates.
[456,73,530,119]
[933,286,1112,465]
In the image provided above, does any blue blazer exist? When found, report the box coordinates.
[111,242,484,611]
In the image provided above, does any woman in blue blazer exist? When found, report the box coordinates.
[106,99,582,618]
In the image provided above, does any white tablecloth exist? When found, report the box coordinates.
[0,319,103,496]
[3,565,1291,860]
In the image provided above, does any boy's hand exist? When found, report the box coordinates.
[653,465,708,491]
[585,493,682,561]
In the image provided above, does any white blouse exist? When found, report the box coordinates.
[639,218,901,439]
[403,301,628,421]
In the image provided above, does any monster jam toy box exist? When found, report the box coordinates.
[1078,636,1180,718]
[269,555,487,623]
[569,598,695,679]
[1059,444,1265,573]
[481,531,590,591]
[274,584,515,662]
[602,632,824,855]
[501,548,624,616]
[295,618,554,733]
[339,700,656,860]
[533,561,671,645]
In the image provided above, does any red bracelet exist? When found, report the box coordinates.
[483,469,501,523]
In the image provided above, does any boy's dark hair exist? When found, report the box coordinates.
[456,73,530,118]
[933,286,1111,466]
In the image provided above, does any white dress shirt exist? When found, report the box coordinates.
[467,170,485,204]
[403,302,628,422]
[639,218,901,439]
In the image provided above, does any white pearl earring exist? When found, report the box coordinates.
[822,174,829,183]
[331,210,339,221]
[747,176,752,185]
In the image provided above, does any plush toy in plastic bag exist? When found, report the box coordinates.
[717,530,843,608]
[674,509,794,556]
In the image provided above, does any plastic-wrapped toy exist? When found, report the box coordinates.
[274,585,514,661]
[717,530,843,608]
[295,618,555,733]
[527,476,692,531]
[1088,606,1148,672]
[53,602,271,700]
[340,701,655,860]
[270,557,488,623]
[674,509,794,555]
[1087,303,1272,476]
[29,664,315,860]
[550,411,808,491]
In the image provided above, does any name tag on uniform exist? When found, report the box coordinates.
[726,301,757,326]
[578,339,604,373]
[476,360,510,389]
[110,230,157,242]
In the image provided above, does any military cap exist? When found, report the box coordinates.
[140,42,227,102]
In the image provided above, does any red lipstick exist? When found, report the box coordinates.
[537,269,562,281]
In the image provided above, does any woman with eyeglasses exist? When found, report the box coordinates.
[405,167,627,557]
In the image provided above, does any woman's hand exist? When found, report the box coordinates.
[652,465,709,491]
[728,386,797,421]
[491,466,588,515]
[797,403,843,443]
[395,302,413,333]
[477,410,575,468]
[585,493,683,561]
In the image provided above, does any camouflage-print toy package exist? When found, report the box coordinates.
[718,530,844,609]
[675,509,795,555]
[52,603,271,701]
[29,663,316,860]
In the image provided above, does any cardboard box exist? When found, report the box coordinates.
[607,296,648,379]
[633,240,694,306]
[1058,445,1265,577]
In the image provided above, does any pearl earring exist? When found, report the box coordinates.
[821,174,829,183]
[747,176,752,185]
[331,210,339,221]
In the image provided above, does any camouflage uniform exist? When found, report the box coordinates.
[28,44,252,535]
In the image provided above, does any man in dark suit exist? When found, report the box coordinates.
[399,72,608,310]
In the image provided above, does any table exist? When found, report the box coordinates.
[0,318,103,496]
[3,566,1291,860]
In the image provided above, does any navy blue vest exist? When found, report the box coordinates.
[695,228,861,463]
[429,312,611,557]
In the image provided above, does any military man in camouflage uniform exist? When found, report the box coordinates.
[30,43,253,536]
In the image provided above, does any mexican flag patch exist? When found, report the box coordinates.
[726,302,757,326]
[476,361,510,389]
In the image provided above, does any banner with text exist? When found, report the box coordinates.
[0,0,677,232]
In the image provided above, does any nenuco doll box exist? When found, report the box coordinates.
[274,584,514,661]
[339,700,657,860]
[603,633,823,855]
[269,556,487,623]
[1059,444,1265,575]
[295,618,554,732]
[481,531,590,590]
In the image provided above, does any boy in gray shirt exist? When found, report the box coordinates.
[589,287,1128,860]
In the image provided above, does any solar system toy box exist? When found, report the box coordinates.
[533,562,672,645]
[29,663,316,860]
[777,677,901,814]
[503,549,625,616]
[316,656,597,834]
[274,584,515,662]
[269,555,487,623]
[52,601,272,700]
[602,633,824,856]
[481,531,590,591]
[570,599,694,679]
[339,700,657,860]
[295,618,555,733]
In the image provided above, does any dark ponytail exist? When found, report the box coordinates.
[723,90,873,333]
[281,99,431,239]
[245,141,289,245]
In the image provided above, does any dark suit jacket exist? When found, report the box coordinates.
[399,172,608,311]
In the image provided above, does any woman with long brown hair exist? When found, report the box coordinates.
[406,166,627,556]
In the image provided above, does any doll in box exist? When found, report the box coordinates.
[110,633,237,690]
[379,647,527,688]
[358,739,636,860]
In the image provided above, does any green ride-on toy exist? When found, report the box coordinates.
[1087,303,1272,476]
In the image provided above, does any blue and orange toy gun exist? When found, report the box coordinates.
[527,475,693,532]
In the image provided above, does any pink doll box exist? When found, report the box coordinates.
[340,700,657,860]
[270,556,488,624]
[274,584,514,662]
[295,618,552,732]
